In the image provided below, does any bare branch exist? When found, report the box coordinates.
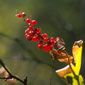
[0,59,27,85]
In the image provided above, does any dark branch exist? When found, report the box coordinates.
[0,59,27,85]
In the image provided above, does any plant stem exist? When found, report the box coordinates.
[64,50,80,85]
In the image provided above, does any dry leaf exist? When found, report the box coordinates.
[0,67,9,77]
[6,78,16,85]
[51,49,73,64]
[55,40,83,80]
[56,64,73,77]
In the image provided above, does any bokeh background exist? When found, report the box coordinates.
[0,0,85,85]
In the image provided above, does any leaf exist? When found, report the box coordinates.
[55,65,72,78]
[51,49,73,64]
[55,40,84,85]
[72,40,83,75]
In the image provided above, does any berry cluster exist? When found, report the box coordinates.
[16,12,65,52]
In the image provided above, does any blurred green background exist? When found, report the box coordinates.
[0,0,85,85]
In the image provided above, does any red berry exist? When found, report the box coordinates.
[32,34,40,42]
[25,30,35,41]
[26,18,31,24]
[41,33,48,42]
[16,13,22,18]
[28,30,34,35]
[25,26,33,33]
[30,20,38,26]
[16,12,26,18]
[25,34,32,40]
[43,44,53,52]
[43,37,48,42]
[41,33,48,38]
[50,37,56,44]
[35,28,41,34]
[28,26,33,30]
[38,41,43,48]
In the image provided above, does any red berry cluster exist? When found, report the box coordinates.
[16,12,65,52]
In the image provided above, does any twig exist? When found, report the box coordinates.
[0,59,27,85]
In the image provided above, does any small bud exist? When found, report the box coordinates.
[16,12,26,18]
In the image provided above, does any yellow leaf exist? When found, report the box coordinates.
[56,40,84,85]
[72,40,83,75]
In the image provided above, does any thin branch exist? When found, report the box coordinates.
[0,59,27,85]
